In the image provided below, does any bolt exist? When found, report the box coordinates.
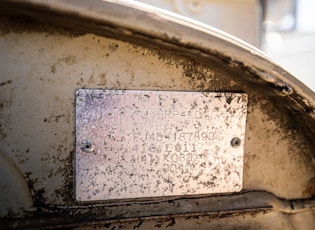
[81,140,93,153]
[231,137,241,147]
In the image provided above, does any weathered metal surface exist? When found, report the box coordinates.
[0,0,315,229]
[75,90,247,201]
[2,191,314,229]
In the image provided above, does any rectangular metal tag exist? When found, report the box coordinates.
[75,89,247,201]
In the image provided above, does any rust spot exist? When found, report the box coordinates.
[184,209,271,221]
[0,80,12,87]
[154,220,163,228]
[44,114,65,123]
[87,75,95,84]
[133,220,143,229]
[226,96,233,104]
[59,55,77,65]
[24,172,47,205]
[50,65,56,73]
[103,223,111,228]
[56,150,74,203]
[165,218,176,228]
[97,73,107,86]
[303,177,315,198]
[108,43,119,52]
[182,60,214,90]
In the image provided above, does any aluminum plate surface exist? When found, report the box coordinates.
[75,89,247,201]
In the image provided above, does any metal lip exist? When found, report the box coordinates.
[2,0,314,112]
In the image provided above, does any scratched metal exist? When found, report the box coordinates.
[75,89,248,201]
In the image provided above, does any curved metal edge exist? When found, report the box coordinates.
[2,0,315,117]
[3,191,315,229]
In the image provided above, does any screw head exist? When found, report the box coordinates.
[81,140,94,153]
[231,137,241,147]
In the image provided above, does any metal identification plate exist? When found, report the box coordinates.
[75,89,247,201]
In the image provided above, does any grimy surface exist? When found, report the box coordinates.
[0,26,313,206]
[0,0,314,228]
[75,90,247,200]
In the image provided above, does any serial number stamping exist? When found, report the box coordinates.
[75,89,247,201]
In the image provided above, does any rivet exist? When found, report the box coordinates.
[81,140,93,153]
[231,137,241,147]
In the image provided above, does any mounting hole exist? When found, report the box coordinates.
[231,137,241,147]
